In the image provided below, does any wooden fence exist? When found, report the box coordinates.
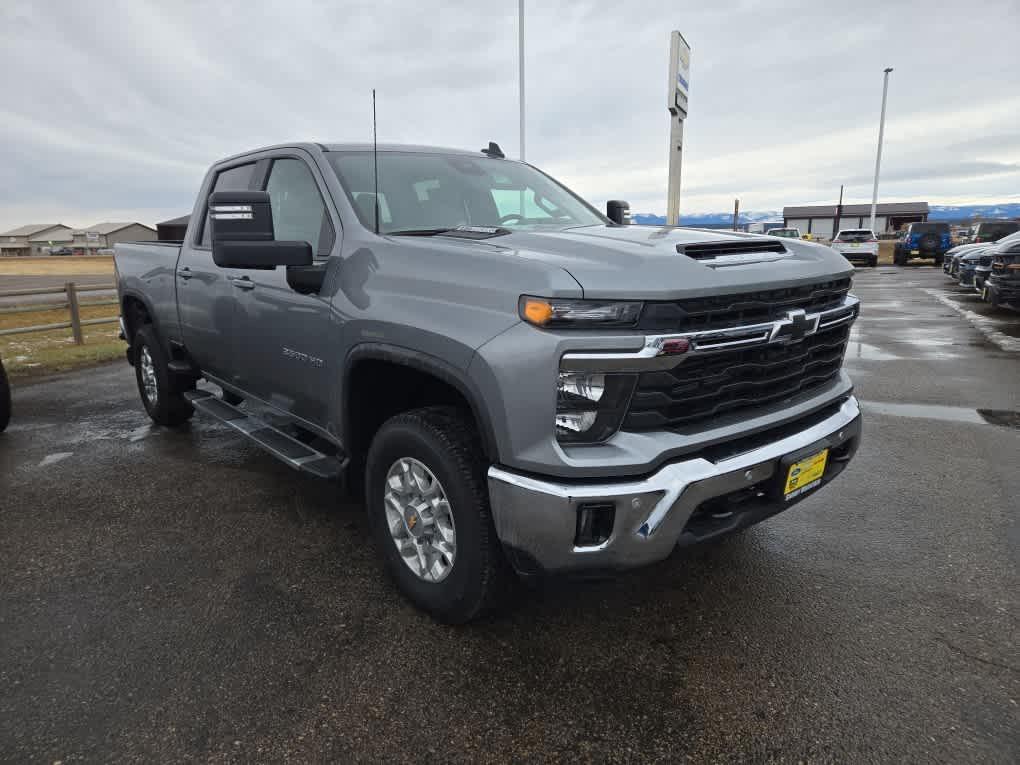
[0,282,119,344]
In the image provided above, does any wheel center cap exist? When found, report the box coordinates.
[404,506,424,538]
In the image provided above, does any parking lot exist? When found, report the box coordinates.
[1,267,1017,762]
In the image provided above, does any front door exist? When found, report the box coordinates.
[231,154,339,428]
[176,161,256,383]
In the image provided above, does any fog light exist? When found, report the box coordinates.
[555,370,636,443]
[575,502,615,547]
[556,410,598,433]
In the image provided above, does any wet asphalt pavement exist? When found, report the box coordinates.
[1,268,1018,763]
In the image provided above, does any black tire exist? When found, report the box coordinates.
[365,406,512,623]
[933,254,944,267]
[869,257,878,267]
[894,251,907,266]
[0,358,10,433]
[133,324,194,426]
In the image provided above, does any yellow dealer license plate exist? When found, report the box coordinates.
[783,449,829,500]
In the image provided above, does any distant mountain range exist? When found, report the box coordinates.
[633,203,1020,227]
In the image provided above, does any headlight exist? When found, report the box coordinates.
[520,296,643,328]
[556,371,636,443]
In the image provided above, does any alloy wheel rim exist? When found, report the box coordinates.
[383,458,456,582]
[140,347,158,405]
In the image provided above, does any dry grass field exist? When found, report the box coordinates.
[0,300,123,378]
[0,255,115,277]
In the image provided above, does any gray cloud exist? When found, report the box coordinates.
[1,0,1018,228]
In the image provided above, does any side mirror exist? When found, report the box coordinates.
[209,190,313,269]
[607,200,631,225]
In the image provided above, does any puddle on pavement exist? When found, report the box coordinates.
[977,410,1020,430]
[861,400,1020,428]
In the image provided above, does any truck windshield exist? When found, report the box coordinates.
[328,151,606,234]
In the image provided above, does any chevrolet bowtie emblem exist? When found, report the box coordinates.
[770,309,819,343]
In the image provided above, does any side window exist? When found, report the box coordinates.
[199,163,255,247]
[266,158,334,257]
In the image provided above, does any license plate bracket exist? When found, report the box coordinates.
[776,446,830,501]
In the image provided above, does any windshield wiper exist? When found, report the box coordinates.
[387,226,511,239]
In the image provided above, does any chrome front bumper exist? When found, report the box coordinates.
[488,396,862,575]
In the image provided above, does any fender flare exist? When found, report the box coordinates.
[119,288,163,345]
[343,343,499,461]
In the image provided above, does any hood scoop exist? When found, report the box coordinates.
[677,239,790,267]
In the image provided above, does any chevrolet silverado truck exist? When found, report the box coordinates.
[115,142,862,623]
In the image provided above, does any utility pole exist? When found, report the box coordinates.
[833,184,844,240]
[518,0,525,161]
[869,68,893,232]
[732,199,740,231]
[665,31,691,226]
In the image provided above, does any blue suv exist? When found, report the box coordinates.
[894,222,952,266]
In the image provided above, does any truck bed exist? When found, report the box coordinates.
[114,241,183,341]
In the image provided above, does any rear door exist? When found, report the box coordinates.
[231,152,339,427]
[176,161,257,382]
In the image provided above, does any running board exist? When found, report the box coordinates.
[184,390,346,480]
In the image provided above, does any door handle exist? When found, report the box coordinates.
[230,276,255,290]
[177,267,193,280]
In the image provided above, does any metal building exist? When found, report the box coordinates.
[783,202,928,237]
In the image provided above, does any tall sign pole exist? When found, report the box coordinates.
[518,0,526,161]
[666,31,691,226]
[869,67,893,232]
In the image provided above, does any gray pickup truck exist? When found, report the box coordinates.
[115,142,862,622]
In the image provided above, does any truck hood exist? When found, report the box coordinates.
[485,225,854,300]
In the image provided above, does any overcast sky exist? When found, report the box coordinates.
[1,0,1018,229]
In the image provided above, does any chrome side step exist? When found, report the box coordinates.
[184,390,346,480]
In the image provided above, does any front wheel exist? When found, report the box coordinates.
[133,325,194,426]
[365,406,513,623]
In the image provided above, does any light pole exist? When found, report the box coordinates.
[869,67,893,232]
[518,0,525,161]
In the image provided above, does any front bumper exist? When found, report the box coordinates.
[987,278,1020,306]
[488,396,862,575]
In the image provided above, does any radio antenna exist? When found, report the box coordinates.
[372,88,380,235]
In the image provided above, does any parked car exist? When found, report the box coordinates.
[831,229,878,267]
[983,231,1020,310]
[944,243,986,278]
[971,220,1019,244]
[894,222,952,265]
[49,247,72,256]
[767,227,802,239]
[974,253,996,292]
[0,354,10,433]
[957,247,992,287]
[115,141,862,623]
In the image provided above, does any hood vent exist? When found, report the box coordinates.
[677,239,789,267]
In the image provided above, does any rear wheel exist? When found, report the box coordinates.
[133,325,194,426]
[365,406,512,623]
